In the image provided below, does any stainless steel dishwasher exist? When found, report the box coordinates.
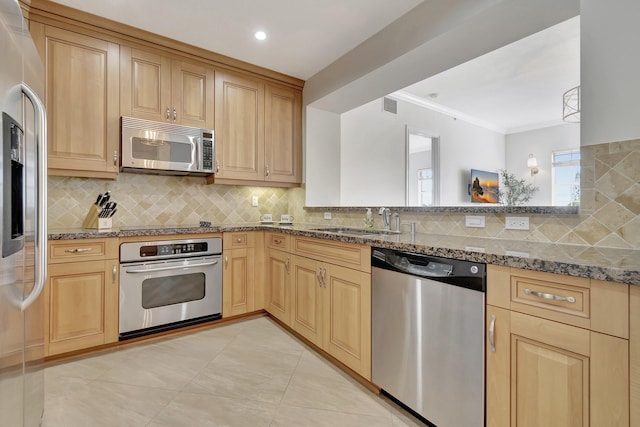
[371,247,486,427]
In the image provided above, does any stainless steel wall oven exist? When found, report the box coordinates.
[119,237,222,339]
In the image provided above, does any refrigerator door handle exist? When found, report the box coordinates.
[20,83,48,312]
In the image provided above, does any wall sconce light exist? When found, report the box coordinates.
[527,154,539,176]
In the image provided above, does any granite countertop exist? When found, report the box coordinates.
[48,224,640,286]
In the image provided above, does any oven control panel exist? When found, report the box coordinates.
[120,237,222,262]
[140,242,208,257]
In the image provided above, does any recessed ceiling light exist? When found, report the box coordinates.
[255,31,267,41]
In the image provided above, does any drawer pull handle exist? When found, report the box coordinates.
[274,239,282,244]
[225,255,228,269]
[285,257,289,272]
[112,264,117,283]
[524,288,576,303]
[64,248,92,253]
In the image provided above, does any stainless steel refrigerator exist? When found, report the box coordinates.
[0,0,47,425]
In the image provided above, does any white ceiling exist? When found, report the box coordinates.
[399,16,580,134]
[48,0,423,80]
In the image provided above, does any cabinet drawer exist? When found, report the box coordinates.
[293,236,370,272]
[49,238,118,263]
[223,232,255,249]
[265,232,290,252]
[489,267,629,336]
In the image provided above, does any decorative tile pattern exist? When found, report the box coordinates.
[48,174,289,229]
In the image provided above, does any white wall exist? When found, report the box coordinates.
[339,98,505,206]
[580,0,640,146]
[505,123,580,205]
[304,107,341,206]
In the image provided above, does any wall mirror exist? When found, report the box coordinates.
[307,15,581,208]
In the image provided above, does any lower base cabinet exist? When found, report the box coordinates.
[266,234,371,380]
[46,239,119,356]
[486,265,629,427]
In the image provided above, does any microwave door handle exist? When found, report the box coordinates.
[124,260,219,274]
[195,137,200,170]
[20,83,48,312]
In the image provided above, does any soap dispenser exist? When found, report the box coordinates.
[363,208,374,229]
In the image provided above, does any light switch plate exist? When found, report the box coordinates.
[324,212,332,220]
[465,215,485,228]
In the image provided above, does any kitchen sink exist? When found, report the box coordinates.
[309,227,401,236]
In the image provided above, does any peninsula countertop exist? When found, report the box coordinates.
[47,223,640,286]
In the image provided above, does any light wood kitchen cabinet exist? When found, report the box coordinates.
[264,83,302,183]
[222,232,257,317]
[290,255,323,346]
[45,238,119,356]
[266,247,291,325]
[486,266,629,427]
[30,23,120,179]
[120,46,214,129]
[213,70,301,185]
[286,236,371,379]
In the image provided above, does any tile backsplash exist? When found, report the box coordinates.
[48,174,289,229]
[49,138,639,250]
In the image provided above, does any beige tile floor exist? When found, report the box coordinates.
[43,316,425,426]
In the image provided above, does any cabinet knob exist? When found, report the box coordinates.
[236,238,243,243]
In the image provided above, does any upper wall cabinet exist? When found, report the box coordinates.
[120,46,214,130]
[214,70,302,185]
[265,83,302,184]
[30,23,120,179]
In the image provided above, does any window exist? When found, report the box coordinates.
[552,150,580,206]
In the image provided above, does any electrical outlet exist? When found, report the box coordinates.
[505,250,530,258]
[505,216,530,230]
[251,195,259,207]
[465,215,485,228]
[324,212,332,220]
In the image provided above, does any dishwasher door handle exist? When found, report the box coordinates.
[489,315,496,353]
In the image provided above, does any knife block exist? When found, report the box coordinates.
[82,205,112,229]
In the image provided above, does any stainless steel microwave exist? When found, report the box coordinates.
[120,116,214,176]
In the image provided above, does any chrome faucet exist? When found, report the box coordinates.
[379,207,391,230]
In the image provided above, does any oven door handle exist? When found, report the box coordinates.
[124,260,219,274]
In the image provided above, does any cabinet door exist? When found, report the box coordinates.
[291,256,323,346]
[266,249,290,325]
[120,46,172,123]
[222,247,255,317]
[214,71,264,180]
[32,24,119,178]
[510,311,590,427]
[323,264,371,379]
[172,60,214,129]
[265,83,301,183]
[45,260,119,356]
[486,305,511,427]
